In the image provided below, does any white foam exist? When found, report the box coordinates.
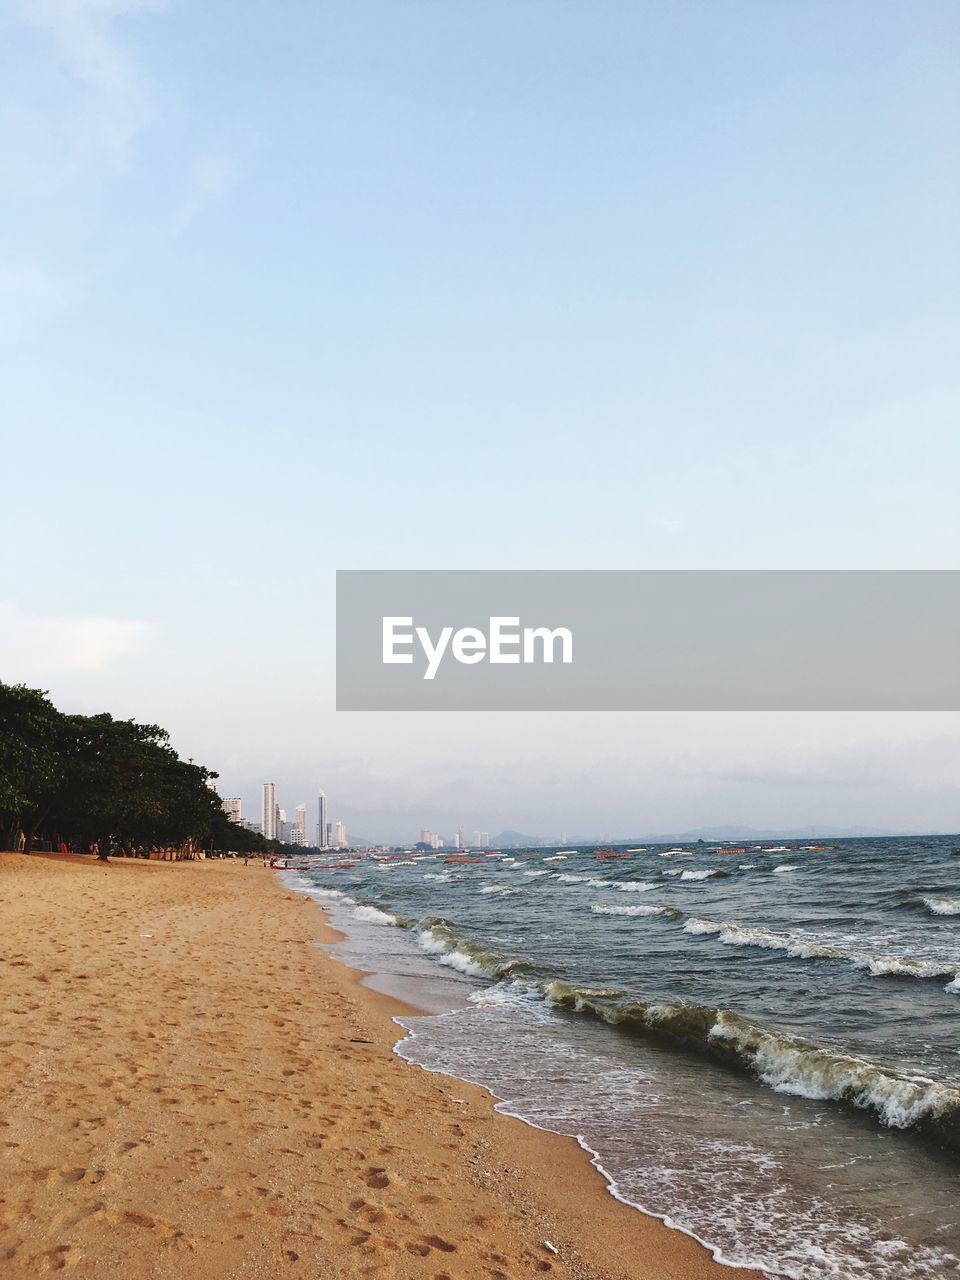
[924,897,960,916]
[710,1011,959,1131]
[678,868,723,881]
[592,903,671,917]
[683,916,960,989]
[773,865,799,873]
[557,873,656,893]
[416,930,487,977]
[353,905,397,925]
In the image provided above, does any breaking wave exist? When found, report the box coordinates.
[537,985,960,1148]
[683,917,960,991]
[557,873,657,893]
[924,898,960,916]
[353,904,398,926]
[591,903,681,918]
[416,923,530,981]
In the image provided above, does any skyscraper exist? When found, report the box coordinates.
[317,791,328,848]
[335,819,347,848]
[262,783,277,841]
[294,804,306,846]
[278,808,287,842]
[222,797,242,824]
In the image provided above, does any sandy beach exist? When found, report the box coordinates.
[0,853,754,1279]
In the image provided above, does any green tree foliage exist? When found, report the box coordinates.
[0,681,271,857]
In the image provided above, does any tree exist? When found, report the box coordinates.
[0,685,67,851]
[0,680,256,858]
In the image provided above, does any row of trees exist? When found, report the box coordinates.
[0,682,278,858]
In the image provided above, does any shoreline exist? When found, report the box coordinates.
[317,894,761,1275]
[0,852,755,1279]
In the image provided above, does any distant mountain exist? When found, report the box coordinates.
[491,830,556,848]
[488,823,922,848]
[625,825,911,842]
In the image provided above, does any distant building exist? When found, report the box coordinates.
[420,828,432,845]
[295,804,306,845]
[318,791,328,848]
[222,797,242,825]
[262,784,277,841]
[278,807,287,842]
[480,831,490,846]
[326,821,332,847]
[335,819,347,848]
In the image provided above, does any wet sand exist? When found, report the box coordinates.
[0,853,755,1278]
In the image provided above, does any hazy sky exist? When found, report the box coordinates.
[2,2,959,841]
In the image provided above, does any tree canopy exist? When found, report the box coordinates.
[0,682,273,857]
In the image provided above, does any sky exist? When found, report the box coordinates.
[1,0,959,842]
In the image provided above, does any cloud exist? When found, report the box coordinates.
[0,601,148,680]
[15,0,162,167]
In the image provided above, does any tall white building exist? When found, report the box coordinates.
[222,797,242,825]
[262,783,277,841]
[317,791,328,848]
[335,819,347,848]
[278,808,287,842]
[294,804,306,846]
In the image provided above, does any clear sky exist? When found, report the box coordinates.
[2,1,959,842]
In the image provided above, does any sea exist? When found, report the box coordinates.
[280,835,960,1279]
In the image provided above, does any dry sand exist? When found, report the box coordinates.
[0,853,755,1279]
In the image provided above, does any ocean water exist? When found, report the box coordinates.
[281,835,960,1278]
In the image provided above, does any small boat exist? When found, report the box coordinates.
[595,851,631,860]
[713,847,745,855]
[543,855,568,861]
